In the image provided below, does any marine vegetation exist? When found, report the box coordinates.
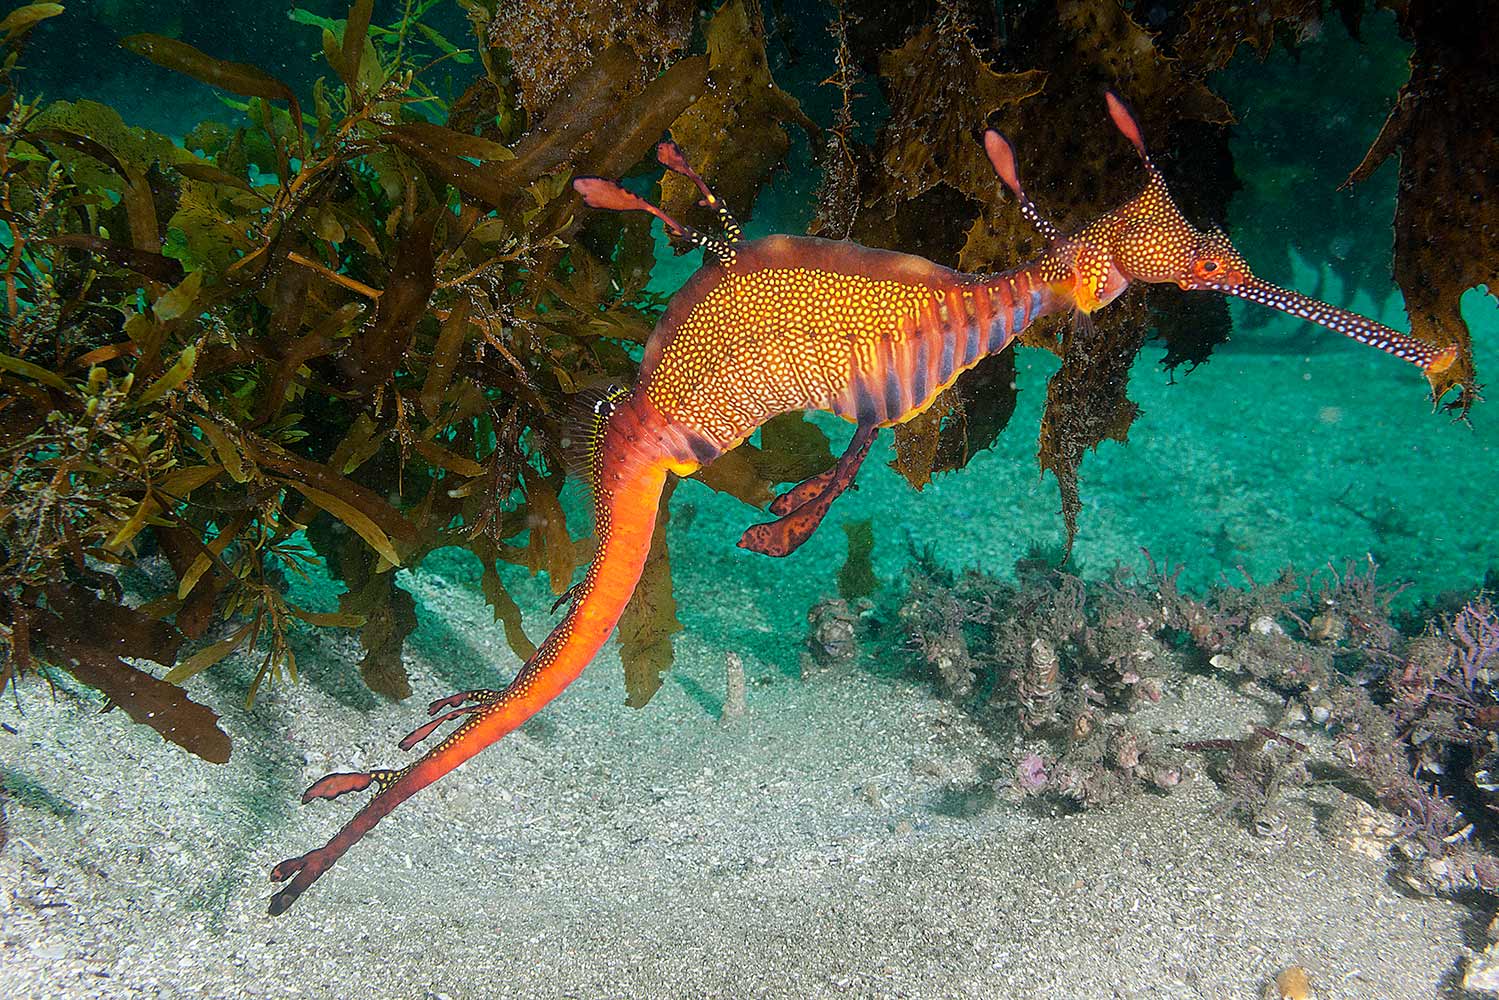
[0,0,1490,913]
[0,0,738,757]
[890,550,1499,902]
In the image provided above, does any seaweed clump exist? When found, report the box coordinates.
[0,0,822,758]
[889,548,1499,901]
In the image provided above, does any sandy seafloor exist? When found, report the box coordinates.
[4,297,1499,1000]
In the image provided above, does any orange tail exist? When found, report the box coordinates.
[268,412,671,915]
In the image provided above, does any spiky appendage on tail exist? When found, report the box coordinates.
[268,399,671,916]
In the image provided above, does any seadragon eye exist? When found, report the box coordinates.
[1192,258,1223,280]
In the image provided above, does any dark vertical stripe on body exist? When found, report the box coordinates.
[958,288,976,338]
[938,328,956,384]
[909,331,928,409]
[962,295,982,366]
[948,289,969,368]
[1009,277,1028,341]
[1020,271,1043,335]
[853,371,880,425]
[985,314,1007,354]
[983,280,1008,354]
[881,335,904,420]
[687,433,721,465]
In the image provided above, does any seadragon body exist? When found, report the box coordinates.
[267,94,1454,915]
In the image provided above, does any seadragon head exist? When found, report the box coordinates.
[983,91,1456,376]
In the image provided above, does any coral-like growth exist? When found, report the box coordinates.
[1455,598,1499,688]
[894,558,982,698]
[889,549,1499,901]
[1181,728,1309,838]
[1042,721,1187,811]
[800,597,865,679]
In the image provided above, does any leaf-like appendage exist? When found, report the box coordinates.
[617,481,684,708]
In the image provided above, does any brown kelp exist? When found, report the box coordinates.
[1340,0,1497,411]
[0,1,727,752]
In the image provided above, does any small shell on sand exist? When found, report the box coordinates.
[1265,965,1312,1000]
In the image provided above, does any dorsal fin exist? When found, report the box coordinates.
[1103,90,1166,191]
[559,381,632,489]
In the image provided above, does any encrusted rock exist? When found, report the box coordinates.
[1251,615,1285,636]
[1467,942,1499,995]
[1329,798,1401,860]
[801,598,861,677]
